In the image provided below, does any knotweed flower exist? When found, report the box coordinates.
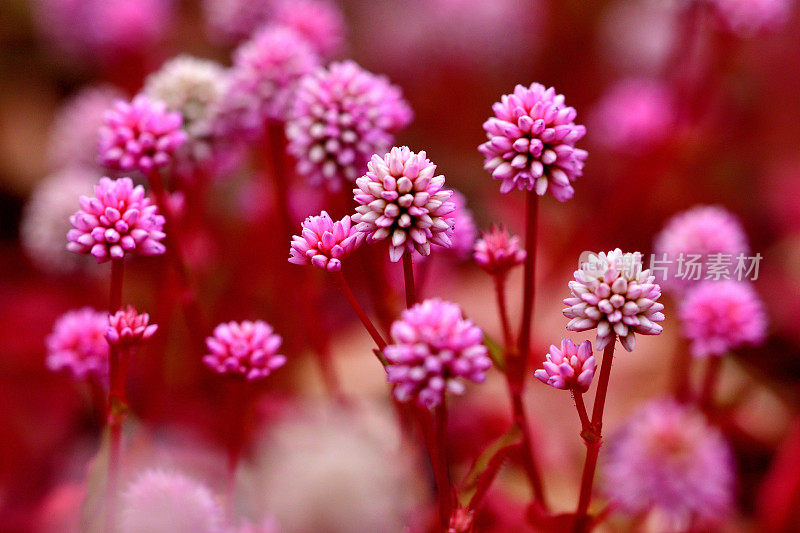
[270,0,346,58]
[564,249,665,352]
[653,205,749,291]
[202,0,271,45]
[67,176,166,262]
[288,211,363,272]
[712,0,791,36]
[46,85,125,170]
[106,306,158,346]
[384,299,491,408]
[534,339,595,392]
[590,78,675,153]
[473,226,526,276]
[144,55,229,162]
[203,321,286,381]
[218,26,319,137]
[679,281,767,358]
[352,147,455,262]
[98,95,186,173]
[479,83,587,200]
[602,400,735,527]
[46,307,109,381]
[286,61,412,192]
[21,168,97,275]
[120,469,224,533]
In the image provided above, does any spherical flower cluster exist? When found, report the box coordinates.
[384,299,492,408]
[98,95,186,173]
[21,168,97,275]
[270,0,346,58]
[219,26,319,136]
[203,321,286,381]
[564,249,665,352]
[442,191,477,260]
[479,83,587,200]
[534,339,595,392]
[288,211,364,272]
[143,55,229,162]
[712,0,791,36]
[46,307,109,381]
[602,400,735,527]
[67,177,166,263]
[286,61,412,192]
[653,205,749,292]
[679,281,767,358]
[352,147,455,262]
[120,470,224,533]
[201,0,272,45]
[106,306,158,346]
[589,78,675,153]
[472,226,526,276]
[46,85,125,170]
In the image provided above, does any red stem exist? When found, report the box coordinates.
[493,274,514,351]
[333,271,388,353]
[418,404,452,532]
[106,258,125,529]
[572,389,590,431]
[402,251,416,308]
[506,379,548,507]
[516,191,538,374]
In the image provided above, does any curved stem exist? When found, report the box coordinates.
[572,389,590,431]
[506,381,547,507]
[333,271,388,354]
[493,274,514,351]
[402,251,416,308]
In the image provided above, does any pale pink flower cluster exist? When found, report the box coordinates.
[46,307,109,381]
[106,306,158,347]
[289,211,364,272]
[203,321,286,381]
[534,339,595,392]
[352,147,455,262]
[385,299,491,408]
[564,249,664,351]
[472,226,526,276]
[67,177,166,263]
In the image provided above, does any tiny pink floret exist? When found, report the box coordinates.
[106,306,158,346]
[534,339,595,392]
[289,211,364,272]
[473,225,527,276]
[203,320,286,381]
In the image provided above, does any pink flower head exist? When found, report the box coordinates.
[479,83,587,200]
[679,281,767,358]
[99,95,186,174]
[712,0,791,36]
[352,147,455,262]
[653,205,749,292]
[120,469,224,533]
[602,400,735,526]
[46,307,109,381]
[534,339,595,392]
[472,226,526,276]
[219,26,319,136]
[384,299,491,408]
[288,211,364,271]
[286,61,412,192]
[67,177,166,263]
[590,78,675,153]
[67,177,165,262]
[106,306,158,346]
[564,249,665,352]
[270,0,346,58]
[203,320,286,381]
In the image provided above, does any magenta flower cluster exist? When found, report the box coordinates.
[534,339,595,392]
[289,211,364,272]
[564,249,664,352]
[286,61,412,192]
[46,307,109,381]
[203,320,286,381]
[67,177,166,262]
[270,0,346,59]
[472,226,526,276]
[98,95,186,174]
[384,299,491,408]
[479,83,587,200]
[353,147,455,262]
[106,306,158,347]
[679,281,767,358]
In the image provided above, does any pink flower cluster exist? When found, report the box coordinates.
[480,83,587,200]
[384,299,491,408]
[286,61,412,192]
[472,226,526,276]
[564,249,664,352]
[352,147,455,262]
[46,307,109,381]
[106,306,158,347]
[270,0,346,59]
[444,191,477,260]
[67,177,166,263]
[98,95,186,174]
[288,211,364,272]
[203,321,286,381]
[534,339,595,392]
